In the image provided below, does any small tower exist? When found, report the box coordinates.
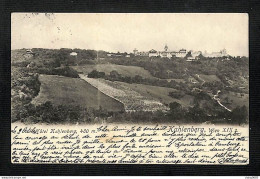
[133,48,138,56]
[164,44,168,52]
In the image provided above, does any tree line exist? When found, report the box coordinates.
[16,100,248,125]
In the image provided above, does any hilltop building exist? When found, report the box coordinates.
[132,46,229,59]
[134,45,187,59]
[187,51,202,61]
[23,49,34,58]
[148,49,158,57]
[137,51,149,56]
[203,49,228,58]
[26,49,34,54]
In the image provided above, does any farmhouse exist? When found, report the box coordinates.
[70,52,77,56]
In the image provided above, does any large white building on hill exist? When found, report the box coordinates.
[133,46,229,59]
[203,49,228,58]
[134,45,187,58]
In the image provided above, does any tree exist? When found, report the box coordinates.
[134,75,143,83]
[110,70,121,79]
[187,104,207,123]
[185,51,192,58]
[197,53,204,60]
[168,91,185,99]
[88,70,105,78]
[168,102,183,120]
[230,105,248,125]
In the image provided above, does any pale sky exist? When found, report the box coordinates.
[12,13,248,56]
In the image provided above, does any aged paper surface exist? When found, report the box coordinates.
[11,13,249,164]
[11,123,249,164]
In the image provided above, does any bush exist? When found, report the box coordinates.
[19,101,112,124]
[167,102,184,121]
[194,91,212,101]
[88,70,105,78]
[186,104,207,123]
[168,91,185,99]
[110,70,121,79]
[33,67,79,78]
[229,105,248,125]
[53,67,79,78]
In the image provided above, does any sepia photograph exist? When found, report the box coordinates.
[11,13,249,125]
[10,13,249,165]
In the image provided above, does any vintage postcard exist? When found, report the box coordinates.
[11,13,249,164]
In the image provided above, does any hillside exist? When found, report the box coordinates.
[32,74,124,112]
[11,48,249,124]
[118,82,194,108]
[218,91,249,110]
[79,74,194,111]
[79,74,168,111]
[197,74,220,83]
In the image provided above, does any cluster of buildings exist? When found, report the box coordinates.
[132,45,229,60]
[24,45,229,61]
[134,45,187,58]
[70,51,131,58]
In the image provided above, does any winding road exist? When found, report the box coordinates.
[213,90,232,112]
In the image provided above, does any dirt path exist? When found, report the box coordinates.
[196,74,205,86]
[213,90,232,112]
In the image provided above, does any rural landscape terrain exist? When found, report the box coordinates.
[11,48,249,124]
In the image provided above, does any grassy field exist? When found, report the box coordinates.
[72,64,155,78]
[80,75,194,111]
[32,74,124,112]
[79,75,167,111]
[120,82,194,108]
